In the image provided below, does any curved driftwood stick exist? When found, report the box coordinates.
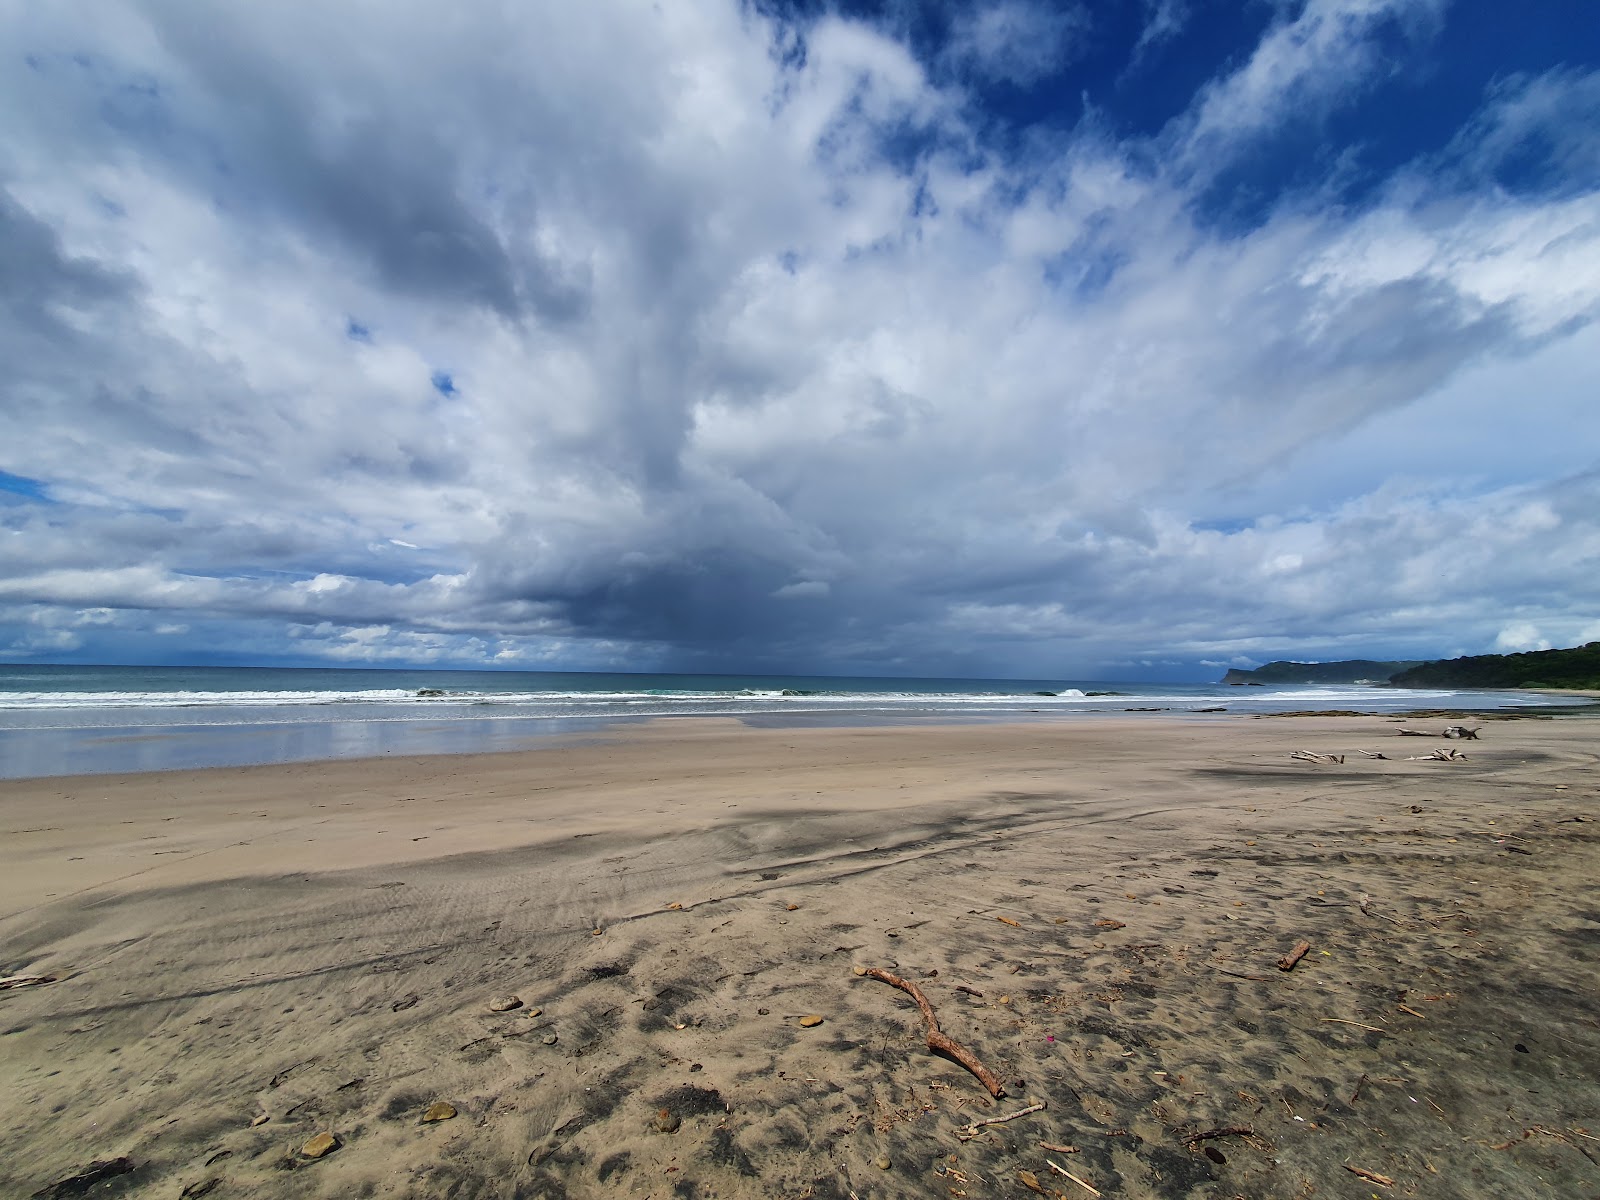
[862,967,1006,1098]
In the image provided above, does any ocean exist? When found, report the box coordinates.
[0,662,1572,779]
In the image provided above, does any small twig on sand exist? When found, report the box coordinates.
[1039,1141,1078,1153]
[1322,1018,1386,1033]
[1354,748,1388,760]
[1216,967,1273,982]
[956,1100,1045,1140]
[1277,940,1312,971]
[1345,1164,1395,1186]
[862,967,1007,1098]
[1048,1160,1102,1196]
[1350,1074,1368,1104]
[1186,1126,1253,1145]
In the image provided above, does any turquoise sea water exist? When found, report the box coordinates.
[0,663,1573,779]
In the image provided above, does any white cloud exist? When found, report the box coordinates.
[946,1,1087,86]
[0,1,1596,675]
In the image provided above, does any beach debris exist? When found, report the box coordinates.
[30,1158,135,1198]
[664,901,683,910]
[954,985,985,998]
[178,1179,221,1199]
[1276,940,1312,971]
[250,1113,270,1127]
[1322,1018,1386,1033]
[798,1014,825,1027]
[0,973,58,991]
[1047,1158,1102,1196]
[1019,1168,1047,1193]
[542,1033,558,1045]
[997,916,1022,928]
[421,1102,457,1123]
[875,1155,892,1170]
[1354,749,1389,760]
[1184,1126,1253,1148]
[1039,1142,1078,1153]
[1290,751,1345,765]
[653,1107,681,1133]
[300,1132,340,1159]
[787,903,800,911]
[1093,919,1125,929]
[1444,725,1479,739]
[956,1099,1046,1141]
[1344,1164,1395,1186]
[853,965,868,976]
[860,967,1007,1098]
[391,994,419,1012]
[1409,747,1467,761]
[488,995,523,1013]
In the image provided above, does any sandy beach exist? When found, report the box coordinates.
[3,713,1599,1199]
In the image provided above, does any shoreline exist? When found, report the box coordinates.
[4,714,1599,1198]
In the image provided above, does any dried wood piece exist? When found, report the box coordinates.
[1354,749,1388,760]
[997,916,1023,928]
[1345,1164,1395,1186]
[1039,1141,1078,1153]
[1408,747,1466,762]
[1276,940,1312,971]
[1047,1159,1102,1196]
[1290,751,1345,765]
[956,1099,1045,1140]
[1443,725,1479,740]
[861,967,1007,1098]
[1185,1126,1253,1144]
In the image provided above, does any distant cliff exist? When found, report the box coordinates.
[1221,659,1424,685]
[1388,643,1600,690]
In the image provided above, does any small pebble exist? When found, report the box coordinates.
[875,1155,891,1170]
[250,1113,269,1128]
[421,1102,457,1123]
[852,966,867,976]
[653,1108,681,1133]
[488,996,522,1013]
[799,1014,825,1028]
[300,1132,339,1159]
[542,1033,558,1045]
[785,904,799,911]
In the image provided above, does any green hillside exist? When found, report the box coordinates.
[1389,642,1600,690]
[1222,659,1423,685]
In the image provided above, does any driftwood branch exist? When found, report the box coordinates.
[956,1100,1045,1140]
[1290,750,1344,765]
[1408,747,1466,762]
[1353,748,1388,760]
[1276,940,1312,971]
[862,967,1007,1098]
[1443,725,1479,740]
[1047,1159,1102,1196]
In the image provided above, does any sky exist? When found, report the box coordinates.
[1,0,1598,682]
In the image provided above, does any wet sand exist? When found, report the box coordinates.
[3,714,1599,1198]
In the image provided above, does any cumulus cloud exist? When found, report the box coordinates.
[0,0,1597,677]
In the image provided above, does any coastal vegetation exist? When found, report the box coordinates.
[1224,643,1600,691]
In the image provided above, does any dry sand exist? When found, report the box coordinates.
[2,713,1599,1199]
